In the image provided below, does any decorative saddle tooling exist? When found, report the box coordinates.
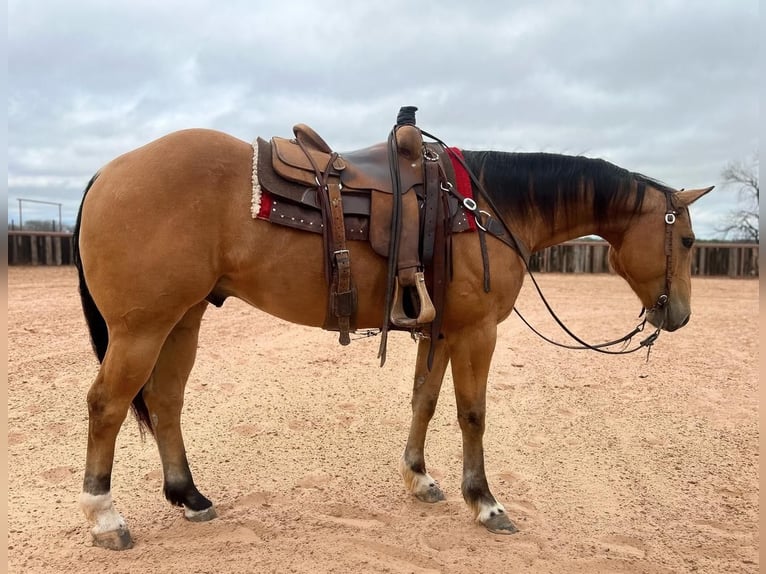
[251,107,486,363]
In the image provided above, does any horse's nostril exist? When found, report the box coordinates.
[680,314,690,328]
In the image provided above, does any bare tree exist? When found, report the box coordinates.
[717,153,759,242]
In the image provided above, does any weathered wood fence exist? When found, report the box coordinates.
[6,232,759,277]
[527,240,759,277]
[8,231,75,266]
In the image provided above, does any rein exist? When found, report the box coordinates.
[421,130,678,358]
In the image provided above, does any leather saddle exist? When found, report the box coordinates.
[255,108,462,351]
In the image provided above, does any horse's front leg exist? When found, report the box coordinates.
[400,337,450,503]
[448,322,518,534]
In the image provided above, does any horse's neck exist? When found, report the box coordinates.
[512,192,641,253]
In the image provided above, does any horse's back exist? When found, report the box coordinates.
[97,128,252,192]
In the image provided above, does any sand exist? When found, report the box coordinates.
[6,266,759,573]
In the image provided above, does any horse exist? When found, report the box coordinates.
[72,125,712,550]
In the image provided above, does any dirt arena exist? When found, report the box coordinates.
[6,266,759,573]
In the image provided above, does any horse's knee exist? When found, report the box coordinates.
[457,409,485,432]
[412,394,438,418]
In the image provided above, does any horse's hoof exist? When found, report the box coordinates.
[415,484,446,504]
[92,526,134,550]
[185,505,218,522]
[483,512,519,535]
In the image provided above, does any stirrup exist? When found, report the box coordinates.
[390,272,436,328]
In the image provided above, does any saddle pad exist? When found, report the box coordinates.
[445,147,477,232]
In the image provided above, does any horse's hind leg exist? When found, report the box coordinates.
[448,321,518,534]
[79,327,172,550]
[140,301,216,521]
[400,337,450,503]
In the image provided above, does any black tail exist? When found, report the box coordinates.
[74,173,155,438]
[73,173,108,362]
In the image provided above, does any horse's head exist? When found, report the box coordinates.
[608,186,714,331]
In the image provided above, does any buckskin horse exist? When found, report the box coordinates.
[73,111,712,549]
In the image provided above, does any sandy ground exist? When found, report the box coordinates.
[6,266,759,574]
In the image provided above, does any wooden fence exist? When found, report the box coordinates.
[528,240,759,277]
[8,231,75,266]
[6,232,760,277]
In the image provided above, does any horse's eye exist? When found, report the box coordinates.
[682,236,695,249]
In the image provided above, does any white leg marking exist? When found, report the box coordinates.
[398,455,439,496]
[79,492,127,536]
[476,499,507,523]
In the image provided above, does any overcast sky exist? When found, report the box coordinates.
[7,0,759,238]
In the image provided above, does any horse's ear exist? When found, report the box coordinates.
[675,186,714,207]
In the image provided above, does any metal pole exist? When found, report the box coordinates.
[15,198,64,231]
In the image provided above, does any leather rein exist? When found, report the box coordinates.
[421,131,678,357]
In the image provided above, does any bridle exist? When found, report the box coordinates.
[514,190,678,357]
[640,190,680,323]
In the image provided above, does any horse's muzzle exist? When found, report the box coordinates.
[647,307,690,332]
[665,313,691,332]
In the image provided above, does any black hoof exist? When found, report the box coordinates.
[416,484,446,503]
[483,512,518,535]
[92,526,134,550]
[185,505,218,522]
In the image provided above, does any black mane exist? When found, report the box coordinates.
[460,151,675,228]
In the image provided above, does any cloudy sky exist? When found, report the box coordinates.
[7,0,759,238]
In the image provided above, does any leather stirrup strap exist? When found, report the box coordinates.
[421,158,440,266]
[425,182,451,370]
[377,128,402,365]
[294,136,356,345]
[327,181,354,346]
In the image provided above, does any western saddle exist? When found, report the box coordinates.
[255,106,472,363]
